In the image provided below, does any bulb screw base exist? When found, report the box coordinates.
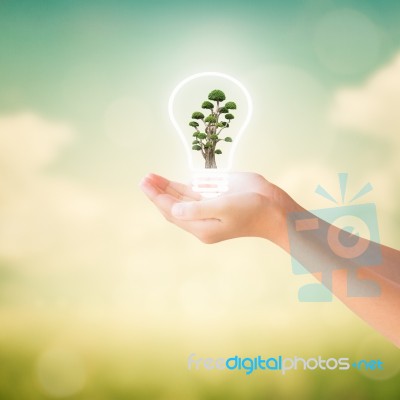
[192,170,229,198]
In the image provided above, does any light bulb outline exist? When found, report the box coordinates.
[168,71,253,171]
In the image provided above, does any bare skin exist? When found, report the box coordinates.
[140,172,400,347]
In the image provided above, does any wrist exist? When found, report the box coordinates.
[259,184,303,252]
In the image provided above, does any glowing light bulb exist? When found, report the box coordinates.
[168,72,253,198]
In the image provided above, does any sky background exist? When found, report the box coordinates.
[0,0,400,399]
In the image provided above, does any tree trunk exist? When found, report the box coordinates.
[204,148,217,168]
[204,123,217,168]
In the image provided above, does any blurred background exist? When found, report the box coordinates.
[0,0,399,399]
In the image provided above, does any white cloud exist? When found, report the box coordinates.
[0,112,106,267]
[328,55,400,246]
[0,112,72,179]
[330,54,400,146]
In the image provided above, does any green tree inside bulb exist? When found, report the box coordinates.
[189,89,236,168]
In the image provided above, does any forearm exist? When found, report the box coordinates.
[270,197,400,346]
[331,267,400,347]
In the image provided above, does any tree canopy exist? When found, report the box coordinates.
[201,101,214,109]
[208,89,226,102]
[225,101,237,109]
[191,111,205,119]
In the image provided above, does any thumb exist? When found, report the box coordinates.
[171,198,224,220]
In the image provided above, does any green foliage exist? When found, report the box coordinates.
[208,89,226,102]
[189,89,237,168]
[192,111,204,119]
[204,115,217,123]
[201,101,214,109]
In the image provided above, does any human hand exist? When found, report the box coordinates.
[140,173,400,347]
[140,172,301,248]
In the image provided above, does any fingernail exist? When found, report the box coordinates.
[140,179,157,196]
[172,203,184,217]
[139,177,149,190]
[139,177,147,187]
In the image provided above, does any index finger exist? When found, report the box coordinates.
[148,173,201,201]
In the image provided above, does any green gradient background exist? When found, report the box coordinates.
[0,0,399,399]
